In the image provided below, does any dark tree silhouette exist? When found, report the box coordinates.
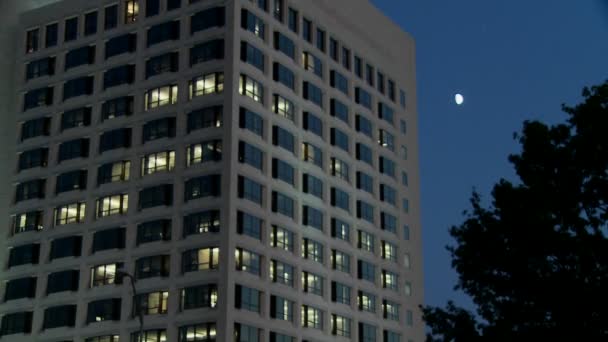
[423,81,608,341]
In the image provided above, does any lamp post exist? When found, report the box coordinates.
[116,270,144,341]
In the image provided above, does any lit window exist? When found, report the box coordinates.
[90,263,121,287]
[189,72,224,99]
[54,202,86,226]
[182,247,220,272]
[144,84,178,110]
[125,0,139,23]
[141,151,175,176]
[96,194,129,218]
[301,305,323,330]
[239,74,264,103]
[134,291,169,315]
[186,140,222,166]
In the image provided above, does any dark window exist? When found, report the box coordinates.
[355,56,362,78]
[239,107,263,137]
[330,99,349,123]
[342,47,351,70]
[92,228,126,252]
[273,0,284,21]
[137,219,171,245]
[63,76,94,101]
[43,305,77,329]
[187,105,223,133]
[378,102,394,125]
[191,7,225,34]
[105,33,137,59]
[303,205,324,230]
[181,284,218,310]
[4,277,36,301]
[355,87,372,110]
[21,117,50,141]
[23,87,53,111]
[356,114,373,138]
[357,171,374,194]
[142,117,176,142]
[49,236,82,260]
[85,11,98,36]
[238,176,263,205]
[146,0,160,16]
[190,39,224,66]
[272,158,294,186]
[167,0,181,11]
[330,37,339,61]
[183,210,220,237]
[273,63,295,90]
[303,173,323,199]
[86,299,121,324]
[303,81,323,107]
[65,45,96,70]
[331,128,349,152]
[237,211,263,240]
[139,184,173,209]
[331,187,350,212]
[271,191,294,219]
[135,255,170,279]
[104,5,119,30]
[379,156,396,178]
[26,57,55,80]
[241,9,265,40]
[184,175,221,201]
[288,8,298,33]
[330,70,349,95]
[272,125,295,154]
[366,64,375,86]
[99,128,131,153]
[47,270,79,294]
[45,24,58,48]
[273,31,295,59]
[235,284,261,312]
[146,52,179,78]
[64,17,78,42]
[238,141,264,171]
[8,244,40,268]
[377,72,385,94]
[241,41,265,71]
[97,160,130,185]
[56,170,87,194]
[316,28,326,52]
[19,148,48,170]
[0,312,32,336]
[302,18,312,42]
[61,107,92,131]
[380,184,396,205]
[303,112,323,137]
[12,211,43,235]
[14,179,45,202]
[103,64,135,89]
[357,201,375,223]
[381,212,397,234]
[101,96,134,121]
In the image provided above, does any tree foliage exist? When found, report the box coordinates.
[423,81,608,341]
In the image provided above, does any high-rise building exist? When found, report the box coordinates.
[0,0,422,341]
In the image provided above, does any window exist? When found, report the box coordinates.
[85,11,98,36]
[185,175,221,201]
[0,312,32,336]
[99,128,131,153]
[303,81,323,107]
[132,330,167,342]
[381,212,397,234]
[138,184,173,209]
[406,309,414,327]
[301,305,323,329]
[330,157,349,182]
[58,138,89,162]
[380,156,396,178]
[147,20,180,46]
[355,87,372,109]
[378,102,395,125]
[342,47,351,70]
[102,96,134,121]
[316,29,326,52]
[270,295,293,321]
[239,107,264,137]
[64,17,78,42]
[272,125,295,153]
[359,323,377,342]
[96,194,128,218]
[45,23,58,47]
[366,64,375,86]
[178,322,217,342]
[357,200,375,223]
[389,80,397,102]
[62,107,92,130]
[330,99,349,124]
[272,158,294,186]
[190,39,224,66]
[302,51,323,78]
[98,160,130,185]
[12,211,43,235]
[358,230,375,253]
[23,86,53,111]
[145,52,179,79]
[105,5,119,30]
[400,89,407,108]
[302,143,323,168]
[234,323,260,342]
[182,247,220,272]
[382,270,399,291]
[238,176,263,205]
[135,255,170,279]
[377,72,385,94]
[380,184,397,206]
[189,72,224,99]
[239,74,264,103]
[272,191,294,219]
[145,84,178,110]
[188,106,223,132]
[191,7,225,34]
[167,0,181,11]
[272,95,295,122]
[403,225,411,241]
[49,236,82,260]
[235,248,261,275]
[103,64,135,89]
[137,219,172,245]
[401,145,408,160]
[180,284,218,310]
[382,301,400,322]
[302,173,323,199]
[142,117,176,143]
[270,332,294,342]
[270,260,294,286]
[235,284,261,313]
[303,205,323,231]
[19,148,48,171]
[90,263,122,287]
[356,143,373,165]
[47,270,79,294]
[358,260,376,283]
[273,0,284,21]
[239,141,264,171]
[14,179,45,202]
[88,335,119,342]
[55,170,87,194]
[379,129,395,151]
[354,56,362,78]
[241,41,265,71]
[358,291,376,313]
[384,330,401,342]
[270,226,294,252]
[288,8,298,32]
[302,18,312,41]
[329,37,338,60]
[43,305,77,329]
[355,115,373,139]
[303,112,323,137]
[105,33,137,58]
[146,0,160,16]
[331,187,350,212]
[237,211,263,240]
[54,202,86,226]
[86,298,121,323]
[332,314,351,337]
[331,281,351,305]
[90,228,125,253]
[301,238,323,263]
[134,291,169,315]
[26,57,55,80]
[330,70,349,95]
[187,140,222,166]
[273,63,295,90]
[273,31,295,59]
[241,9,265,40]
[4,277,36,301]
[331,128,349,152]
[357,172,374,194]
[331,218,350,241]
[331,249,350,273]
[63,76,94,100]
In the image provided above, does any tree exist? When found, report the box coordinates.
[423,81,608,341]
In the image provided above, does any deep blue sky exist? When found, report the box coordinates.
[371,0,608,308]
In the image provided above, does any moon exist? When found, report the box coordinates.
[455,94,464,105]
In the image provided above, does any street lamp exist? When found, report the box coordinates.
[116,270,144,341]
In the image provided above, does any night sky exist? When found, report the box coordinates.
[371,0,608,308]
